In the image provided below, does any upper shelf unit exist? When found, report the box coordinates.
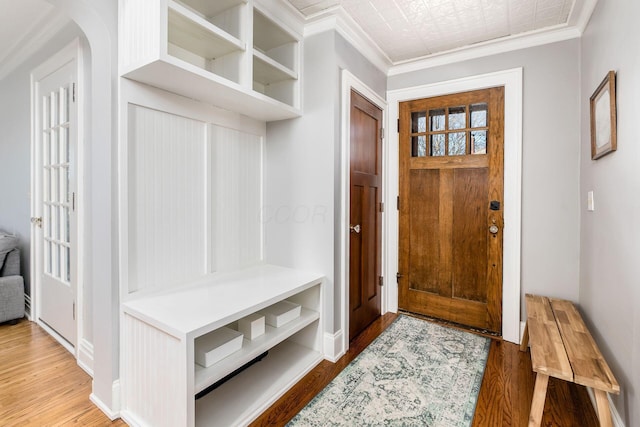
[119,0,302,122]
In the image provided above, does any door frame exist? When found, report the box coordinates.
[387,68,523,344]
[30,38,86,358]
[339,71,387,357]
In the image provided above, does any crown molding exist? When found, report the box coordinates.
[569,0,599,33]
[0,10,69,81]
[388,24,582,76]
[296,0,598,78]
[303,6,392,74]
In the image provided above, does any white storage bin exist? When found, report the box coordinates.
[261,300,301,327]
[195,327,243,367]
[238,313,265,340]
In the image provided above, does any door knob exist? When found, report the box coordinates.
[31,217,43,228]
[350,224,361,234]
[489,224,499,234]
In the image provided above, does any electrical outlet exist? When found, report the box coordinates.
[587,191,595,211]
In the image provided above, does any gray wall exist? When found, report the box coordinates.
[579,0,640,424]
[0,22,84,296]
[265,30,386,336]
[388,39,582,315]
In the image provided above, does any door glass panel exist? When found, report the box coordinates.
[411,111,426,133]
[448,106,466,130]
[470,103,487,128]
[448,132,466,156]
[429,109,445,131]
[430,134,445,156]
[471,130,487,154]
[412,135,427,157]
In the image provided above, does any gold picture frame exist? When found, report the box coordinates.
[590,70,617,160]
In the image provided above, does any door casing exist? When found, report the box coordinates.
[387,68,523,344]
[338,71,387,360]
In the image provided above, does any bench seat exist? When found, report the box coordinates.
[520,294,619,427]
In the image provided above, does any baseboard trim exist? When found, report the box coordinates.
[520,321,527,346]
[586,387,625,427]
[77,338,94,377]
[324,330,345,362]
[89,380,121,421]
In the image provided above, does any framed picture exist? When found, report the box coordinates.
[590,70,617,160]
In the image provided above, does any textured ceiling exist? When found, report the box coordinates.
[288,0,576,63]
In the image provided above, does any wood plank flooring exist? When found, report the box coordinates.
[1,314,599,426]
[0,319,125,427]
[255,313,600,427]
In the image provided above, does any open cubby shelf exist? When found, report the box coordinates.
[120,0,301,121]
[121,264,323,427]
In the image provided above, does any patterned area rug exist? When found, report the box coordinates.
[288,315,491,427]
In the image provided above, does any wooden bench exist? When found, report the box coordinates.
[520,294,620,427]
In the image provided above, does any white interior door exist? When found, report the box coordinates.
[36,59,77,347]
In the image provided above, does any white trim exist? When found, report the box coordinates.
[586,388,626,427]
[90,380,121,421]
[389,25,580,76]
[520,321,527,346]
[323,330,345,362]
[77,338,94,376]
[340,70,388,354]
[297,2,597,77]
[569,0,599,32]
[386,68,523,344]
[30,37,87,358]
[0,10,70,80]
[304,7,391,74]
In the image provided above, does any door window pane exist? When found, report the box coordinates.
[412,135,427,157]
[470,103,487,128]
[471,130,487,154]
[448,132,466,156]
[448,106,466,130]
[411,111,426,133]
[429,109,445,131]
[430,134,445,156]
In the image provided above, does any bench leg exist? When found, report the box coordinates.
[520,321,529,352]
[528,373,549,427]
[594,389,614,427]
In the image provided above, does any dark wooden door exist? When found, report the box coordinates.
[349,90,382,341]
[398,87,505,333]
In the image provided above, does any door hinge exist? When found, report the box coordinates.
[397,195,400,210]
[379,202,384,213]
[396,272,403,283]
[72,301,76,320]
[72,192,76,212]
[397,118,400,133]
[380,127,384,141]
[378,276,384,287]
[72,82,76,103]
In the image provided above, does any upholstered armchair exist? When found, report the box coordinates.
[0,232,25,324]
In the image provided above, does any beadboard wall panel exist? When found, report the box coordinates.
[210,125,263,271]
[127,105,207,293]
[119,0,162,73]
[121,314,187,427]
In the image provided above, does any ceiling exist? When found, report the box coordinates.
[288,0,587,63]
[0,0,69,80]
[0,0,593,79]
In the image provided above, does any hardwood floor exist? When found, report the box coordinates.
[255,313,600,427]
[1,315,599,426]
[0,319,125,427]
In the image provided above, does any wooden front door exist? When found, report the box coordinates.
[349,90,382,341]
[398,87,504,333]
